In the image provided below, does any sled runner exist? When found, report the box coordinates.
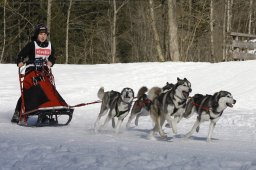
[18,59,74,127]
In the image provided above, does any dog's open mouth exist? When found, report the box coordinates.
[182,91,189,98]
[123,96,133,102]
[226,103,233,107]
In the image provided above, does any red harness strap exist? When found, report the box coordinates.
[135,99,152,108]
[191,102,209,111]
[70,100,102,108]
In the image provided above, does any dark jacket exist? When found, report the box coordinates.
[16,40,56,66]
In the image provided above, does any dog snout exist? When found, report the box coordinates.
[233,99,236,104]
[189,88,192,93]
[125,92,130,98]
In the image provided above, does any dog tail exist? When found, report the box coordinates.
[137,86,148,98]
[97,87,105,100]
[183,97,194,118]
[148,87,162,101]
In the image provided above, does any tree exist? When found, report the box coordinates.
[65,0,73,64]
[210,0,214,62]
[167,0,180,61]
[227,0,233,33]
[47,0,52,39]
[149,0,165,62]
[111,0,129,63]
[248,0,253,34]
[223,0,227,61]
[0,0,6,63]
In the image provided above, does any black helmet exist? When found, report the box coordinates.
[32,24,48,40]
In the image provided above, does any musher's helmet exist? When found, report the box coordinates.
[32,24,48,41]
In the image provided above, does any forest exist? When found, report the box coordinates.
[0,0,255,64]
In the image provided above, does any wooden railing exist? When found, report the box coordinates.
[229,32,256,60]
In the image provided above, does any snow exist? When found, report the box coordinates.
[1,61,256,170]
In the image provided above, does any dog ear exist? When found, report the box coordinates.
[212,92,220,108]
[177,77,181,81]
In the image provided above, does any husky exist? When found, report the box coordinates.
[149,78,192,138]
[184,91,236,142]
[94,87,134,133]
[126,82,174,128]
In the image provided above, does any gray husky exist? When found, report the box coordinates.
[126,82,174,128]
[94,87,134,133]
[184,91,236,141]
[148,78,192,138]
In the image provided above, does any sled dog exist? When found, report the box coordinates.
[149,78,192,138]
[94,87,134,133]
[184,91,236,141]
[126,82,174,128]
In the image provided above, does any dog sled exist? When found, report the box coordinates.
[17,59,74,127]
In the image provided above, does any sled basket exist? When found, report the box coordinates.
[18,61,74,127]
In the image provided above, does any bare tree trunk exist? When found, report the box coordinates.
[181,0,192,60]
[162,0,167,59]
[0,0,6,63]
[188,0,192,32]
[248,0,253,34]
[254,9,256,34]
[111,0,129,63]
[18,20,21,51]
[210,0,214,62]
[112,0,117,63]
[167,0,180,61]
[223,0,227,61]
[226,0,233,61]
[149,0,165,62]
[47,0,52,39]
[227,0,233,33]
[65,0,73,64]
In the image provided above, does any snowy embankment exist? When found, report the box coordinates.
[0,61,256,170]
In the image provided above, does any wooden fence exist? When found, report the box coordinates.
[229,32,256,60]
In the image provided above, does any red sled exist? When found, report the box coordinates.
[18,63,74,127]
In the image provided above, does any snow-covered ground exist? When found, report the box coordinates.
[0,61,256,170]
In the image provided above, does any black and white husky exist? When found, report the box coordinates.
[148,78,192,138]
[94,87,134,133]
[184,91,236,141]
[126,82,174,128]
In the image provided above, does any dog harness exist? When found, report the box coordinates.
[115,102,132,117]
[192,102,210,111]
[192,100,223,120]
[108,91,132,117]
[174,94,187,106]
[135,96,152,110]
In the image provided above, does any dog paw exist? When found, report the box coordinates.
[184,133,191,139]
[115,128,120,134]
[148,131,157,139]
[147,134,157,141]
[161,135,168,139]
[126,123,132,129]
[206,138,212,142]
[159,132,168,138]
[165,123,171,128]
[94,128,99,133]
[172,129,178,135]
